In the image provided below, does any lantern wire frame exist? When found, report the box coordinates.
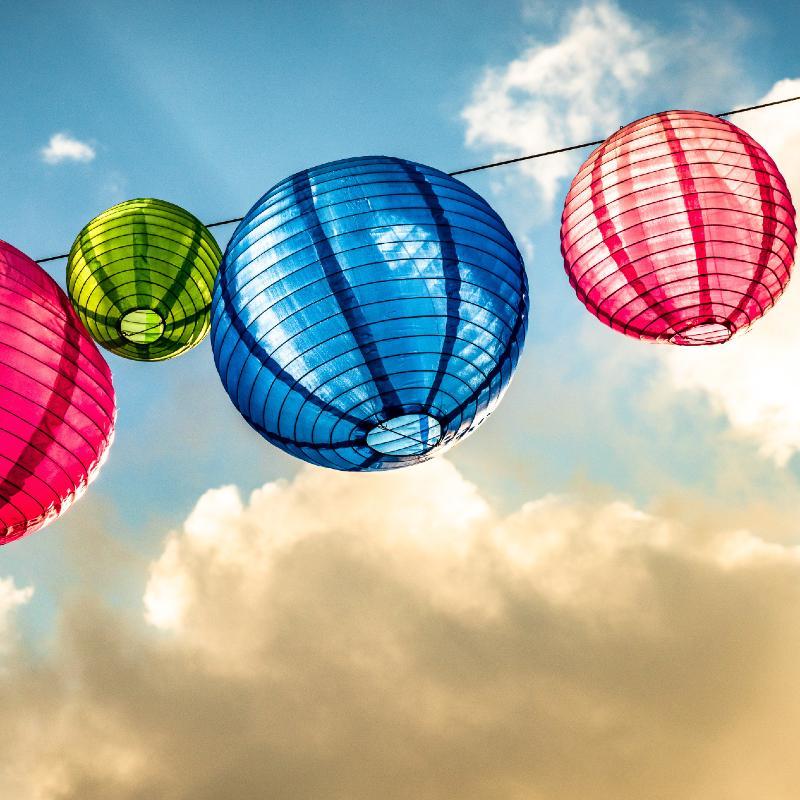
[66,199,222,361]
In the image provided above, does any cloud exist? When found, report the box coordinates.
[40,132,96,164]
[661,78,800,465]
[0,578,33,653]
[461,2,651,207]
[3,462,800,797]
[460,2,753,215]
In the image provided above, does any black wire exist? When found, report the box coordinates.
[717,94,800,118]
[447,94,800,176]
[448,139,606,177]
[33,94,800,265]
[206,216,245,230]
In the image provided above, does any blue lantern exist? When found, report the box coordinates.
[211,156,529,471]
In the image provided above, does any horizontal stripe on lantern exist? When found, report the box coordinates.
[66,199,222,361]
[211,155,529,471]
[560,110,797,345]
[0,241,116,545]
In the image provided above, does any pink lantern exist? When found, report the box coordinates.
[560,110,797,345]
[0,241,116,545]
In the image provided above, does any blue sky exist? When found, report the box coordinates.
[3,2,800,797]
[2,0,799,625]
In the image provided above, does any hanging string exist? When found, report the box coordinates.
[449,94,800,176]
[34,94,800,265]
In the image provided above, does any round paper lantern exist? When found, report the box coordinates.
[66,199,222,361]
[561,110,797,344]
[0,241,116,545]
[212,155,529,471]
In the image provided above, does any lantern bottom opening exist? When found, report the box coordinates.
[366,413,442,457]
[669,320,733,346]
[119,308,165,345]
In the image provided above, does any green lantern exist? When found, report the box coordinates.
[66,199,222,361]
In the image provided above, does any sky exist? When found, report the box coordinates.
[2,0,800,797]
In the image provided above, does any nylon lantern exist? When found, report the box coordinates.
[211,155,529,471]
[67,199,222,361]
[0,241,116,545]
[560,110,797,344]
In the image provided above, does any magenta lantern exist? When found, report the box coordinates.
[0,241,116,545]
[560,110,797,345]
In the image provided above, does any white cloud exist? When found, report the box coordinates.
[144,463,494,670]
[40,132,96,164]
[0,578,33,651]
[460,2,752,215]
[461,2,652,207]
[661,79,800,465]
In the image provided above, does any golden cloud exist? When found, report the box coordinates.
[2,460,800,799]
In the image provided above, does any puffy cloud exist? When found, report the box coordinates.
[460,1,752,215]
[3,463,800,798]
[40,132,96,164]
[661,79,800,465]
[461,2,651,206]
